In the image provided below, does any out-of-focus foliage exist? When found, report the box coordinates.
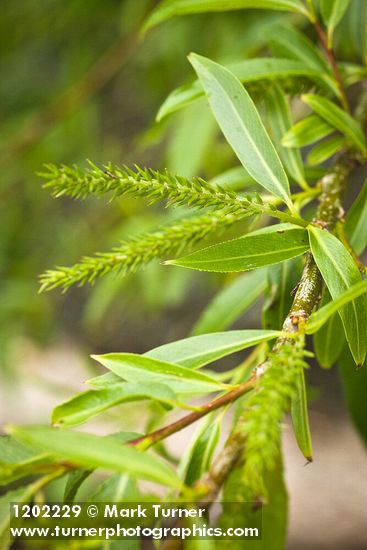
[0,0,293,366]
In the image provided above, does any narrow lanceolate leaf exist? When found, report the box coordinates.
[314,315,345,369]
[145,329,280,368]
[269,23,339,97]
[340,0,367,65]
[291,370,313,461]
[308,226,367,365]
[311,283,346,369]
[345,180,367,255]
[222,454,288,550]
[282,115,334,148]
[189,54,292,207]
[339,63,367,88]
[91,353,227,394]
[63,433,139,503]
[52,383,180,427]
[178,413,221,485]
[338,347,367,446]
[269,23,330,73]
[265,85,306,188]
[307,135,346,166]
[0,485,39,547]
[143,0,311,33]
[306,279,367,334]
[0,436,54,485]
[90,472,139,502]
[157,58,326,121]
[167,223,309,273]
[192,269,267,335]
[321,0,352,46]
[262,258,302,331]
[8,426,181,489]
[87,329,281,388]
[302,94,367,154]
[314,290,346,369]
[64,470,93,503]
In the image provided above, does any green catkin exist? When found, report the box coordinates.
[40,162,264,216]
[240,336,308,496]
[39,210,246,291]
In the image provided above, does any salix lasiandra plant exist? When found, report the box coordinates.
[2,1,367,549]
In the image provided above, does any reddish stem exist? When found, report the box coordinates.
[128,375,256,449]
[314,20,351,113]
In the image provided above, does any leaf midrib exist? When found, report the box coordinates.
[152,330,277,366]
[183,243,308,264]
[203,64,290,204]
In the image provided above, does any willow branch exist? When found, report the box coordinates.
[190,47,367,504]
[193,142,365,503]
[128,376,256,451]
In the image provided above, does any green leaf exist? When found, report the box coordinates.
[157,58,327,121]
[63,433,140,502]
[262,258,302,331]
[88,329,281,390]
[314,314,345,369]
[52,383,180,427]
[178,413,221,485]
[64,470,92,502]
[192,269,267,335]
[92,353,227,396]
[91,474,139,502]
[269,23,330,72]
[221,453,288,549]
[339,62,367,87]
[143,0,311,33]
[146,329,280,368]
[321,0,352,46]
[0,436,54,485]
[0,454,55,486]
[336,0,367,65]
[282,115,334,148]
[291,370,313,461]
[8,426,181,489]
[167,223,309,273]
[302,94,367,154]
[313,290,346,369]
[338,347,367,446]
[91,475,141,550]
[265,84,306,187]
[269,23,339,96]
[0,485,38,547]
[0,435,38,463]
[307,135,346,165]
[308,226,367,365]
[306,279,367,334]
[345,180,367,255]
[188,54,292,207]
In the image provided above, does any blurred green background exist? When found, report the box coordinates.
[1,0,291,367]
